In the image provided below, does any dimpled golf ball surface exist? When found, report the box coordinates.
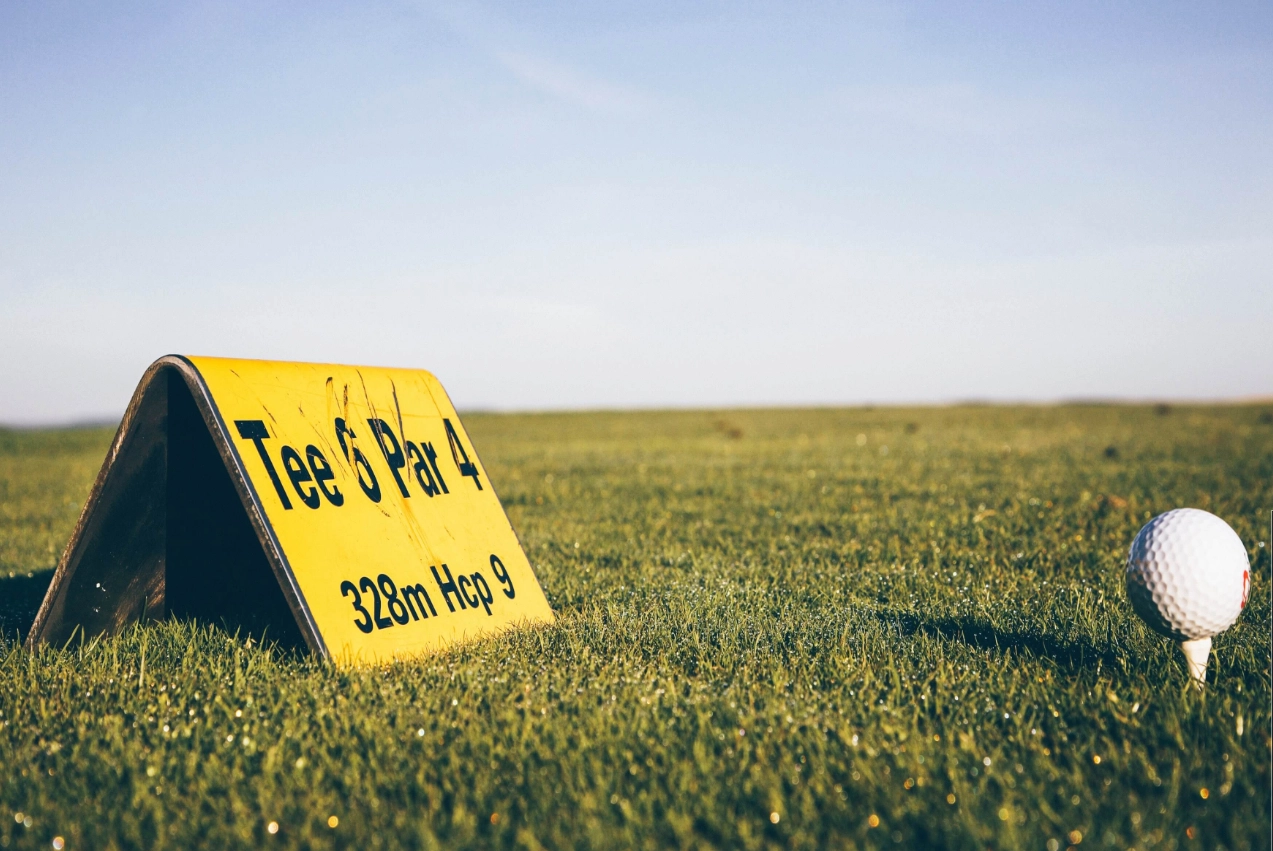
[1125,508,1250,641]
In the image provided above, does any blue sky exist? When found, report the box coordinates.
[2,1,1270,423]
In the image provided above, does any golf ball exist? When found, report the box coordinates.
[1125,508,1250,641]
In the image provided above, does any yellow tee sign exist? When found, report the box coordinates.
[27,356,554,665]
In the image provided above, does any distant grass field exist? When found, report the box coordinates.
[0,405,1269,851]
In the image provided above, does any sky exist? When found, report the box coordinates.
[1,1,1270,424]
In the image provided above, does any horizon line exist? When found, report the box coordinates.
[3,394,1270,430]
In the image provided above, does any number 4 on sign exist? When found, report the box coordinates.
[445,418,482,490]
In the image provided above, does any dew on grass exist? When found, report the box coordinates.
[2,406,1267,848]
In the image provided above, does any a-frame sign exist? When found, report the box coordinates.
[26,356,554,664]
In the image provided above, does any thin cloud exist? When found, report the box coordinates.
[495,50,655,116]
[420,2,658,116]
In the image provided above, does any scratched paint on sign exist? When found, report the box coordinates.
[188,356,554,665]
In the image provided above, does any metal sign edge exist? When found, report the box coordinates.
[170,355,330,659]
[23,358,168,648]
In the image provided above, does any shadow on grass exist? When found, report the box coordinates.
[876,610,1127,673]
[0,572,309,660]
[0,570,54,642]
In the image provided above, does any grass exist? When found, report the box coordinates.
[0,404,1269,850]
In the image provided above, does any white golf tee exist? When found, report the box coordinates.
[1178,637,1212,685]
